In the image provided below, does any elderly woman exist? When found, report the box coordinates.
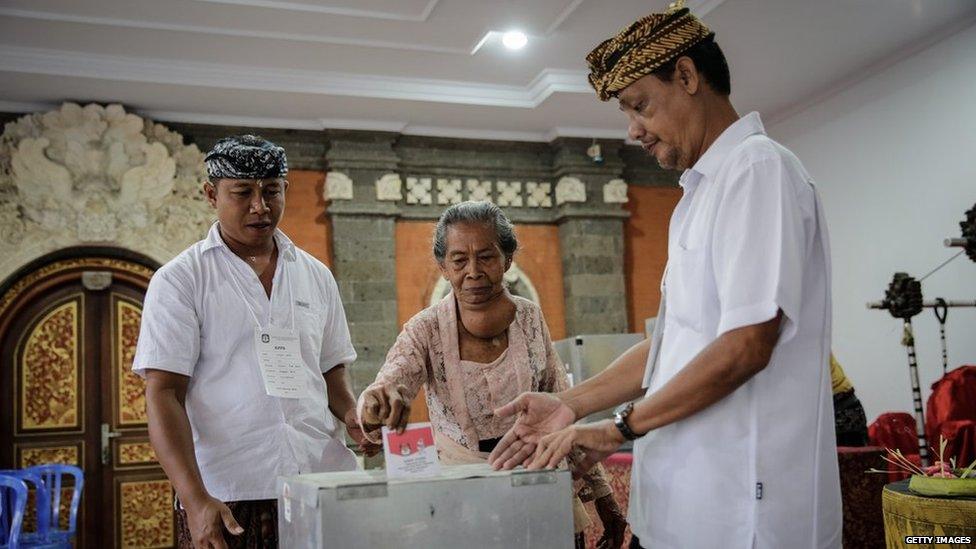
[358,201,626,549]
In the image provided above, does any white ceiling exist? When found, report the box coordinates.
[1,0,974,141]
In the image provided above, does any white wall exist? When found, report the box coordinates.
[768,23,976,423]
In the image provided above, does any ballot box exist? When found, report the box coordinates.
[277,463,573,548]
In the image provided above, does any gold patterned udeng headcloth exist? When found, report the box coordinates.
[586,0,713,101]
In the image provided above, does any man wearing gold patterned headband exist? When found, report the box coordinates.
[490,2,841,547]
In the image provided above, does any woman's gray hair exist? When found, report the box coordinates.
[432,201,518,263]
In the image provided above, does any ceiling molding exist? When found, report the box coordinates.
[0,99,54,115]
[472,0,590,54]
[191,0,440,21]
[0,99,626,142]
[401,125,560,142]
[545,126,627,141]
[0,46,592,108]
[540,0,725,38]
[401,125,624,142]
[146,109,327,130]
[0,6,585,57]
[545,0,587,35]
[0,7,468,55]
[687,0,729,19]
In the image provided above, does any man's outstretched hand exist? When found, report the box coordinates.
[527,419,624,472]
[488,392,576,470]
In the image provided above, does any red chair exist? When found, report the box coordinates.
[938,419,976,468]
[926,366,976,465]
[868,412,921,481]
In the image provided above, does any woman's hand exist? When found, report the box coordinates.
[343,408,382,456]
[528,419,624,472]
[359,383,412,434]
[595,494,627,549]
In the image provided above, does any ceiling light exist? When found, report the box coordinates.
[502,31,528,50]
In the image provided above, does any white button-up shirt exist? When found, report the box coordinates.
[630,113,842,548]
[133,223,358,501]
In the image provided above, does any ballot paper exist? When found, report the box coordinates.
[382,422,441,479]
[254,327,311,399]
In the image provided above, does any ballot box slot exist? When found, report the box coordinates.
[510,470,557,487]
[335,482,388,500]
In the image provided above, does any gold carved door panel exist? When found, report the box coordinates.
[105,290,176,549]
[10,292,87,538]
[1,258,174,548]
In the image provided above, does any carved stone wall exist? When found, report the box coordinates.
[0,103,213,283]
[0,104,677,386]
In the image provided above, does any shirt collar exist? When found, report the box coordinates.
[201,221,297,260]
[683,111,766,185]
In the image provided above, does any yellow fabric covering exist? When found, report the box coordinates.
[831,353,854,395]
[882,483,976,545]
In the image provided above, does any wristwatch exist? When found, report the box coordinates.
[613,402,642,441]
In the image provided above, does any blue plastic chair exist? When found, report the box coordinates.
[23,466,83,548]
[0,474,28,549]
[0,470,53,548]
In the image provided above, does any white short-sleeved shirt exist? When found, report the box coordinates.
[629,113,842,548]
[133,222,359,501]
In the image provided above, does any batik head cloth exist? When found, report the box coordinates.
[204,135,288,180]
[586,0,713,101]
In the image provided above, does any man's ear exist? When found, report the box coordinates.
[203,180,218,208]
[675,57,700,95]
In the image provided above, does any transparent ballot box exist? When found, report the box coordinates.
[278,463,573,548]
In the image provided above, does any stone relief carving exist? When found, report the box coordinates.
[405,177,433,205]
[0,102,213,284]
[466,179,492,203]
[325,171,354,201]
[429,262,540,307]
[375,173,402,201]
[555,176,587,206]
[525,181,552,208]
[496,181,523,208]
[436,178,462,205]
[603,178,629,204]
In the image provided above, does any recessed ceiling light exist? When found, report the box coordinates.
[502,30,528,50]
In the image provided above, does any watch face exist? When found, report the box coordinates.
[614,412,636,441]
[614,402,634,417]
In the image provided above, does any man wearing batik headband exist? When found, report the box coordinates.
[134,135,379,549]
[491,2,841,547]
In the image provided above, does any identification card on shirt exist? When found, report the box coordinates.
[254,327,310,399]
[382,422,441,479]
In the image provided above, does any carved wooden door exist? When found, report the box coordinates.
[0,257,175,548]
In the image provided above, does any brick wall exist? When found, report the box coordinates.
[624,185,682,332]
[278,170,333,267]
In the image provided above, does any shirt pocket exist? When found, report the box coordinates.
[295,307,326,371]
[667,244,706,332]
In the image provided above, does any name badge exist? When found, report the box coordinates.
[254,327,310,399]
